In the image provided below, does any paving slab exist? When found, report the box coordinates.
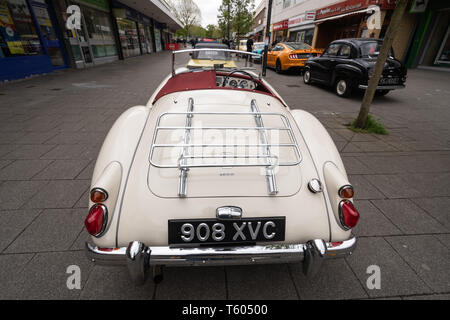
[0,209,42,252]
[227,264,298,300]
[385,235,450,293]
[346,237,432,298]
[352,200,402,237]
[156,266,227,300]
[363,174,422,199]
[32,159,91,180]
[411,197,450,229]
[0,180,49,210]
[290,259,367,300]
[0,159,53,180]
[1,144,56,160]
[80,265,154,300]
[23,179,90,209]
[0,253,35,299]
[5,208,85,253]
[372,199,448,234]
[9,250,93,299]
[348,175,385,200]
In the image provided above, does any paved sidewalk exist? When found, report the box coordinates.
[0,52,449,300]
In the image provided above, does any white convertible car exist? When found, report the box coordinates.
[85,49,360,285]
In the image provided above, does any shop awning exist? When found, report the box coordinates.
[118,0,182,31]
[315,6,378,24]
[289,23,315,32]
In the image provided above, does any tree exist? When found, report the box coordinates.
[354,0,408,129]
[168,0,202,38]
[205,24,216,38]
[232,0,254,40]
[217,0,254,40]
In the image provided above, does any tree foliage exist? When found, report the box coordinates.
[218,0,254,39]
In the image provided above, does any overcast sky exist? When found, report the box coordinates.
[193,0,263,28]
[193,0,222,28]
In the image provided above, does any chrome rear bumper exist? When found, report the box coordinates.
[85,237,356,285]
[358,84,405,90]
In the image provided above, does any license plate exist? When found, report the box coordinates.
[379,77,399,85]
[168,217,286,245]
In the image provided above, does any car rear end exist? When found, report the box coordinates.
[285,50,322,70]
[84,88,359,284]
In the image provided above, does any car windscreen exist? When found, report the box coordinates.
[359,42,394,58]
[285,42,311,50]
[192,49,231,60]
[253,43,264,50]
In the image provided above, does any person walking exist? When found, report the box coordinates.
[246,35,254,67]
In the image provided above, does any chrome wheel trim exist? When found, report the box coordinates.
[304,71,310,82]
[336,79,347,95]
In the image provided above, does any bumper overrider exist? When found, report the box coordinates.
[85,237,357,285]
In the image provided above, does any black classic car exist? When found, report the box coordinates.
[303,38,407,97]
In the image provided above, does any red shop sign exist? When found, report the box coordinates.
[273,20,288,31]
[316,0,395,20]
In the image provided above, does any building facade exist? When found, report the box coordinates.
[0,0,181,82]
[406,0,450,70]
[250,0,266,42]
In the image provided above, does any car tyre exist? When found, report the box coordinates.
[275,59,283,74]
[303,70,312,84]
[335,78,353,97]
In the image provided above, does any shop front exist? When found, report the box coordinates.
[153,20,163,52]
[313,0,395,49]
[406,0,450,69]
[0,0,68,81]
[272,19,288,45]
[52,0,118,68]
[288,11,315,45]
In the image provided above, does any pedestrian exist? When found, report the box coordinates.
[246,35,254,67]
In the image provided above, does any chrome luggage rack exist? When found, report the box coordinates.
[149,98,302,197]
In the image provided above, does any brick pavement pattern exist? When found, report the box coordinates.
[0,52,449,299]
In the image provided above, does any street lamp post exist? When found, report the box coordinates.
[262,0,273,77]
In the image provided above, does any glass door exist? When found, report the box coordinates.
[30,0,66,66]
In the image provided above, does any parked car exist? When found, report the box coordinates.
[85,48,360,285]
[186,43,237,69]
[304,38,407,97]
[252,42,265,63]
[238,39,248,52]
[267,42,323,73]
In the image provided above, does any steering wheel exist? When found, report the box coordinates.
[222,69,257,88]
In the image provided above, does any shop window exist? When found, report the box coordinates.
[92,44,106,58]
[0,0,43,57]
[71,44,82,61]
[83,6,114,41]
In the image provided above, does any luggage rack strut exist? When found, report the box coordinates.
[149,99,302,197]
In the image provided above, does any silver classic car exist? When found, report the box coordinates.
[84,49,360,285]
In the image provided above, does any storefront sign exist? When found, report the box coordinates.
[288,11,315,28]
[273,20,288,31]
[316,0,395,20]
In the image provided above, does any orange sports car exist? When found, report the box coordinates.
[267,42,323,73]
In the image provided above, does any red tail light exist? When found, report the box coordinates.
[338,200,360,230]
[85,204,108,237]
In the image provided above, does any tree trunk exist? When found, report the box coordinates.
[354,0,408,129]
